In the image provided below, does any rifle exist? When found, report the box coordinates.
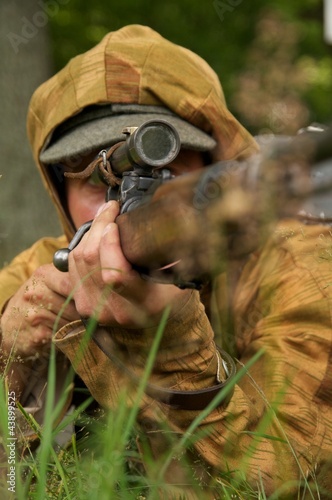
[54,120,332,288]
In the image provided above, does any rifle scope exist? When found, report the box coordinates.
[109,119,181,174]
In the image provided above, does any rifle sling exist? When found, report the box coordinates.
[92,327,236,411]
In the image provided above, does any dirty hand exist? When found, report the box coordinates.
[1,264,79,358]
[68,200,191,328]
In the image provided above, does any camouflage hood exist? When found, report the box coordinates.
[27,24,258,238]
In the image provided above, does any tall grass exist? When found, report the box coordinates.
[0,314,326,499]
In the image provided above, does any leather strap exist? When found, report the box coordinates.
[92,328,236,411]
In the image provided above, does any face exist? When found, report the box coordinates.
[65,148,205,229]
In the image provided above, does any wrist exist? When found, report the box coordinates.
[54,292,236,412]
[92,306,235,411]
[94,291,224,392]
[109,291,212,364]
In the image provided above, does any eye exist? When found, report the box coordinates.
[87,168,106,187]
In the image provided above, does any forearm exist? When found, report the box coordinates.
[52,293,242,496]
[53,292,227,405]
[53,289,330,496]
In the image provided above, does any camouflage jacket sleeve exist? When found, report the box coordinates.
[53,220,332,498]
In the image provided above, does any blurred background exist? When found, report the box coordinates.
[1,0,331,266]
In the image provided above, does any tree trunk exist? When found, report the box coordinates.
[0,0,61,267]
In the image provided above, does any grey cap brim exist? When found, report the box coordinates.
[39,104,217,165]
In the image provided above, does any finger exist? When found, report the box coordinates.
[68,202,119,286]
[95,200,120,220]
[68,201,128,317]
[42,295,79,323]
[25,266,79,322]
[68,233,107,318]
[99,222,134,287]
[33,264,73,303]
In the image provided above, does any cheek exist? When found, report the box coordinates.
[67,185,106,229]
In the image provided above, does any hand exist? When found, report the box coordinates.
[68,201,191,328]
[1,264,79,359]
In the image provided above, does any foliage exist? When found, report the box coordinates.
[0,313,263,500]
[0,342,326,499]
[47,0,332,134]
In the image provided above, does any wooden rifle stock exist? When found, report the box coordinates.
[117,127,332,286]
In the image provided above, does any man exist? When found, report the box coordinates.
[1,25,331,497]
